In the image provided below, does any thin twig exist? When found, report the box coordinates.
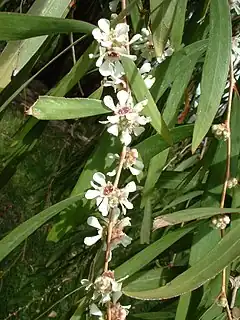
[219,56,235,320]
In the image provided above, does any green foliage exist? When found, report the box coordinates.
[0,0,239,319]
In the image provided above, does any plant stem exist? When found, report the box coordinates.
[104,146,127,272]
[220,56,234,320]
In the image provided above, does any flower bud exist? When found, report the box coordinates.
[227,177,238,189]
[212,123,230,141]
[211,215,230,230]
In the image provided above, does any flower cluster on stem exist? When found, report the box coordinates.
[82,8,154,320]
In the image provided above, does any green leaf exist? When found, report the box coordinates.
[129,0,143,32]
[115,222,199,280]
[0,0,71,89]
[140,197,152,244]
[132,311,175,319]
[170,0,188,50]
[161,190,203,212]
[150,0,178,57]
[70,297,87,320]
[121,56,171,144]
[136,125,193,167]
[175,293,191,320]
[153,207,240,229]
[123,224,240,299]
[0,194,82,262]
[142,149,169,198]
[192,0,231,152]
[151,40,208,102]
[0,12,95,41]
[28,96,110,120]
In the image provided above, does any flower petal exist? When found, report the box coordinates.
[98,18,110,34]
[84,235,102,246]
[103,95,116,111]
[107,169,117,176]
[121,234,132,247]
[90,304,103,316]
[117,90,129,106]
[134,99,148,112]
[99,60,113,77]
[125,181,137,193]
[107,115,120,124]
[129,166,142,176]
[98,197,109,216]
[115,23,129,40]
[92,28,103,41]
[108,124,119,136]
[139,62,151,74]
[121,130,132,146]
[133,126,145,136]
[121,199,133,209]
[129,33,142,44]
[93,172,106,186]
[87,216,102,230]
[85,189,100,199]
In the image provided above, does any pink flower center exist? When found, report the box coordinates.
[103,184,114,196]
[118,106,131,115]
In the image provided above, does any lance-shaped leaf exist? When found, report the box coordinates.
[192,0,231,152]
[27,96,110,120]
[150,0,178,57]
[121,56,171,144]
[0,195,82,262]
[153,207,240,230]
[123,224,240,299]
[170,0,188,50]
[0,0,72,89]
[0,12,95,41]
[114,222,199,280]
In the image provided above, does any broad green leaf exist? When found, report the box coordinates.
[153,207,240,229]
[132,311,175,319]
[151,40,208,102]
[140,196,152,244]
[175,293,191,320]
[115,222,199,280]
[121,56,171,144]
[142,149,169,198]
[163,50,201,127]
[123,224,240,300]
[0,0,71,89]
[70,297,87,320]
[0,194,82,262]
[28,96,110,120]
[0,13,95,41]
[161,190,203,212]
[170,0,188,50]
[192,0,231,152]
[129,0,143,32]
[136,125,193,166]
[150,0,178,57]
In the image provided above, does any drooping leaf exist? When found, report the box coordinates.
[192,0,231,152]
[151,40,208,102]
[140,196,152,244]
[121,56,171,144]
[150,0,178,57]
[28,96,110,120]
[153,207,240,230]
[0,195,82,262]
[0,12,95,41]
[0,0,71,89]
[132,311,175,319]
[170,0,188,50]
[115,222,199,280]
[123,224,240,299]
[136,125,193,166]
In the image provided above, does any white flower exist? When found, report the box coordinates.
[85,172,116,216]
[92,19,129,48]
[139,62,155,89]
[132,28,155,61]
[84,216,104,246]
[93,271,122,303]
[101,90,150,145]
[102,74,127,91]
[85,172,137,215]
[107,148,144,176]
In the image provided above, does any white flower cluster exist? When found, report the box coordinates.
[211,215,231,230]
[227,177,238,189]
[212,123,230,141]
[83,17,155,320]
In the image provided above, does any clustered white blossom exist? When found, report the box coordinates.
[83,15,157,320]
[211,215,231,230]
[212,123,230,141]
